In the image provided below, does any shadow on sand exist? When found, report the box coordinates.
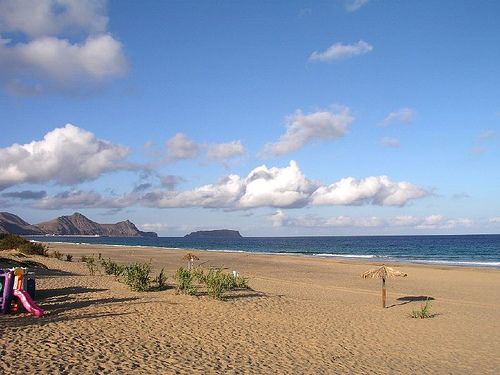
[387,295,435,308]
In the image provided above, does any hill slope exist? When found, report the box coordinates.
[35,213,157,237]
[0,212,44,235]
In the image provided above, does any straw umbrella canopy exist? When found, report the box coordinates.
[362,265,407,308]
[182,253,199,271]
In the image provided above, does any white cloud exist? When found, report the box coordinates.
[206,141,245,162]
[0,124,131,189]
[311,176,428,207]
[263,106,353,157]
[309,40,373,62]
[0,0,126,94]
[165,133,245,164]
[344,0,369,12]
[0,0,108,37]
[165,133,200,162]
[271,211,473,231]
[381,137,400,148]
[0,35,127,84]
[142,160,428,210]
[380,108,415,126]
[414,215,474,230]
[489,217,500,224]
[33,189,134,210]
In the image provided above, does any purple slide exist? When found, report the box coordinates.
[13,289,44,317]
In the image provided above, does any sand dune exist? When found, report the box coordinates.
[1,243,499,374]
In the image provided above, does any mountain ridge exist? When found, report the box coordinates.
[0,212,157,237]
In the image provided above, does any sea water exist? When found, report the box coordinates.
[29,234,500,268]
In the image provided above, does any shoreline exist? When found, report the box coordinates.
[36,239,500,270]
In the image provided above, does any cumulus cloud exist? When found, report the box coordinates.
[262,106,353,157]
[344,0,369,12]
[165,133,246,164]
[2,190,47,199]
[380,108,415,126]
[206,141,245,162]
[33,189,134,210]
[165,133,200,162]
[0,124,131,189]
[142,160,427,210]
[381,137,400,148]
[0,0,126,94]
[310,176,428,207]
[309,40,373,62]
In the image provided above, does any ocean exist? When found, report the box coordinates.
[29,234,500,268]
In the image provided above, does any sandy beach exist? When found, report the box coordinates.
[1,242,499,374]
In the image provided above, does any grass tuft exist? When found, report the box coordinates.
[410,299,435,319]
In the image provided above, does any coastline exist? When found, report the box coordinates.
[30,237,500,269]
[2,242,499,373]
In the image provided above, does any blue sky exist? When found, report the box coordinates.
[0,0,499,236]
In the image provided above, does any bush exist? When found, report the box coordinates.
[410,299,434,319]
[82,255,98,276]
[65,254,73,262]
[122,262,151,292]
[17,242,49,256]
[0,234,28,250]
[101,258,125,277]
[52,250,63,260]
[174,267,197,295]
[201,268,238,300]
[0,234,48,256]
[155,267,167,289]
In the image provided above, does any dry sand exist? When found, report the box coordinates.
[1,242,499,374]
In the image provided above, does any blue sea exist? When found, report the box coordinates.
[29,234,500,268]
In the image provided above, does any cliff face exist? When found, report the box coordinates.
[35,213,158,237]
[184,229,242,239]
[0,212,44,235]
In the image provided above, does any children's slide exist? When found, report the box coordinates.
[13,289,44,317]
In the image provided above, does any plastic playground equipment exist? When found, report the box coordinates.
[0,267,43,317]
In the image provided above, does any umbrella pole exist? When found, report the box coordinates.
[382,277,387,308]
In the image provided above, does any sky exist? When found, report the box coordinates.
[0,0,499,236]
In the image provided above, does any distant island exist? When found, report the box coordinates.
[184,230,243,239]
[0,212,157,237]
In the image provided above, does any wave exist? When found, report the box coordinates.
[408,259,500,268]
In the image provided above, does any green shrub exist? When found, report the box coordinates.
[101,258,125,277]
[82,255,98,276]
[410,299,434,319]
[17,242,49,256]
[52,250,63,260]
[174,267,197,295]
[0,234,28,250]
[155,267,167,289]
[65,254,73,262]
[122,262,151,291]
[202,268,237,300]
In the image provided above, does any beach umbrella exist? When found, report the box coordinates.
[362,265,407,308]
[182,253,199,271]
